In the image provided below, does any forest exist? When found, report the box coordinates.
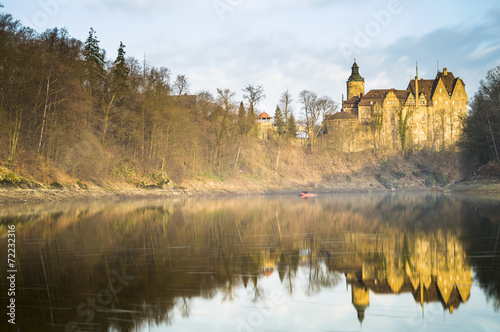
[0,7,499,190]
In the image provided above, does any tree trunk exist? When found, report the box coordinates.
[8,107,22,164]
[234,139,243,172]
[487,114,500,161]
[37,75,51,154]
[275,146,281,173]
[101,93,116,145]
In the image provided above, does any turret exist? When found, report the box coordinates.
[347,59,365,100]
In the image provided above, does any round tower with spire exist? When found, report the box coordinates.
[347,59,365,101]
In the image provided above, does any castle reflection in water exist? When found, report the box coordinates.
[258,231,472,323]
[1,194,497,331]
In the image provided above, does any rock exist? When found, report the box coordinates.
[50,181,64,190]
[376,174,398,190]
[390,170,406,180]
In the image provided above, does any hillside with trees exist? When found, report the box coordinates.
[0,8,497,197]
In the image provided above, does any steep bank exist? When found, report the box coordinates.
[0,152,468,204]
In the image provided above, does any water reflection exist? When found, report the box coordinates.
[0,194,499,331]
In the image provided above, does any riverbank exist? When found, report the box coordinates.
[0,171,462,205]
[2,152,497,205]
[1,176,499,205]
[448,162,500,195]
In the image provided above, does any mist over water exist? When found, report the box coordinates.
[1,193,499,331]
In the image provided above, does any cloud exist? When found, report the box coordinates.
[9,0,500,117]
[330,11,500,104]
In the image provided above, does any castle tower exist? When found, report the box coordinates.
[347,59,365,101]
[352,284,369,325]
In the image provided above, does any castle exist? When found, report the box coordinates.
[325,61,468,152]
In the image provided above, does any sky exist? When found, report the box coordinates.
[3,0,500,117]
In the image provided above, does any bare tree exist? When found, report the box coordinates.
[217,88,236,112]
[242,84,265,108]
[173,74,189,96]
[279,89,293,120]
[212,88,236,173]
[299,90,337,151]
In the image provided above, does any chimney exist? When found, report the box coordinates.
[443,68,448,76]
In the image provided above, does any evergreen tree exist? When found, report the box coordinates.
[286,113,297,139]
[83,27,105,93]
[113,41,129,93]
[238,101,246,134]
[246,102,256,135]
[274,105,285,135]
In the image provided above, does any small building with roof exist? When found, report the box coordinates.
[257,112,273,140]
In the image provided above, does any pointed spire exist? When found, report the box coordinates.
[348,59,364,82]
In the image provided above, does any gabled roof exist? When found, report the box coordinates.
[395,90,411,100]
[358,89,408,107]
[344,96,361,107]
[257,112,272,119]
[407,70,464,102]
[435,71,456,96]
[358,89,389,107]
[407,79,434,102]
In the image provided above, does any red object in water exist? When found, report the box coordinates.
[301,192,317,198]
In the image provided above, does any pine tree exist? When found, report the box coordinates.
[83,28,105,93]
[286,113,297,139]
[238,101,246,134]
[246,102,256,135]
[113,41,129,93]
[273,105,285,135]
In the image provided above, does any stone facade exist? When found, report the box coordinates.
[326,61,468,152]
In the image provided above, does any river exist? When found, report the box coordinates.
[1,193,499,331]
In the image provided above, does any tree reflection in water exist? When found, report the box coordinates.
[0,193,499,331]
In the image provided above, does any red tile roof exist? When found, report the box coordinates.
[257,112,272,119]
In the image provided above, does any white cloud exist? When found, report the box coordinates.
[5,0,500,116]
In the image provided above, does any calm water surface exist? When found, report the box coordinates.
[1,193,500,331]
